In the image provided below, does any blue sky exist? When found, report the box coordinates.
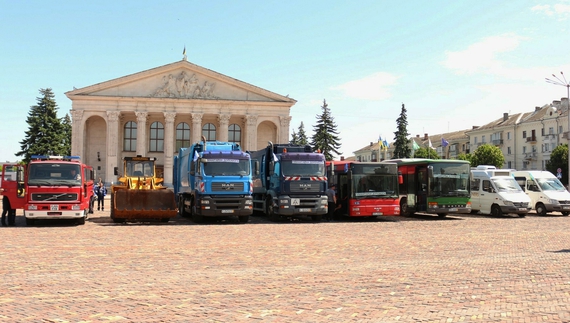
[1,0,570,162]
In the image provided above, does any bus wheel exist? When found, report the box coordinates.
[437,213,447,218]
[562,212,570,216]
[535,203,548,216]
[491,204,503,217]
[400,198,409,216]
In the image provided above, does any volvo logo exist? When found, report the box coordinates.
[221,183,235,190]
[299,184,311,190]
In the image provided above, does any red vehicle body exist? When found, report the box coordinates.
[327,160,401,218]
[1,156,95,225]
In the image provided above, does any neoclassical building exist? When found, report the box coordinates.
[65,59,295,187]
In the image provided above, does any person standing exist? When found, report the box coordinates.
[94,182,107,211]
[325,184,337,221]
[1,196,15,227]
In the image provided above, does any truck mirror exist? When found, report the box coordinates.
[114,167,118,176]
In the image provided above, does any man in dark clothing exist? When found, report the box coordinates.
[325,184,337,221]
[2,197,15,227]
[94,182,107,211]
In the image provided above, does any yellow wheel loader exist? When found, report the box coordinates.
[110,156,177,223]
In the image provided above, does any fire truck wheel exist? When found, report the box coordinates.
[77,217,86,225]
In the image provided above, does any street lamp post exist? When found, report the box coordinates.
[546,72,570,186]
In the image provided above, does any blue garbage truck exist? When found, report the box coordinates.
[173,137,253,223]
[250,142,328,222]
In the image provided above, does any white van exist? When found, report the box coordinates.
[512,170,570,216]
[470,166,530,217]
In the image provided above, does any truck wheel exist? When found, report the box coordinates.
[238,215,249,223]
[562,212,570,216]
[191,200,203,223]
[535,203,547,216]
[77,216,86,225]
[491,204,503,217]
[311,215,322,223]
[25,218,34,226]
[179,198,190,217]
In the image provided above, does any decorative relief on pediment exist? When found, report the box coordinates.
[151,71,218,99]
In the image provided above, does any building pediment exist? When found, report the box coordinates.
[65,60,295,104]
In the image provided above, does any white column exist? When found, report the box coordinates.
[279,116,291,145]
[191,113,203,144]
[135,111,148,156]
[244,115,258,151]
[70,110,84,157]
[163,112,176,187]
[106,111,121,184]
[218,114,231,142]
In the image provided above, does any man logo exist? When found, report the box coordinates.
[221,183,235,190]
[299,183,311,190]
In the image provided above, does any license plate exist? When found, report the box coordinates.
[299,208,311,213]
[373,212,383,216]
[221,209,234,214]
[563,206,570,210]
[291,199,300,206]
[448,208,458,212]
[50,205,59,211]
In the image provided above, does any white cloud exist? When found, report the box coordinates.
[442,34,523,75]
[332,72,399,100]
[532,3,570,18]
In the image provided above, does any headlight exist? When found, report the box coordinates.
[549,199,559,205]
[245,200,253,205]
[503,200,514,206]
[72,205,81,210]
[321,199,328,205]
[28,205,37,210]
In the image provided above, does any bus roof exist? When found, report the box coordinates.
[386,158,470,165]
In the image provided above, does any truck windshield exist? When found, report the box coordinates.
[281,160,325,177]
[28,163,82,186]
[126,161,154,177]
[203,159,250,176]
[537,177,566,191]
[492,177,523,192]
[429,163,470,197]
[353,174,398,198]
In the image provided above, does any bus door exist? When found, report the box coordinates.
[416,166,428,212]
[338,173,349,216]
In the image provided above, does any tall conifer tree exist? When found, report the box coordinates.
[17,88,67,163]
[393,103,412,158]
[311,99,342,161]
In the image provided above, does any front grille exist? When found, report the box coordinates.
[289,181,322,193]
[31,193,78,201]
[513,202,528,208]
[211,182,245,192]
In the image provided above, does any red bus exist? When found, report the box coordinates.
[327,160,400,219]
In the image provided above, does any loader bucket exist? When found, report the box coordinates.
[112,188,178,220]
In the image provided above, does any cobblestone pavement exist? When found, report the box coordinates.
[1,205,570,322]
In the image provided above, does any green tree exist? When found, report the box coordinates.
[393,103,411,158]
[471,144,505,168]
[311,99,342,161]
[290,129,299,145]
[61,113,72,156]
[16,88,67,163]
[456,153,473,166]
[546,143,568,185]
[411,147,440,159]
[296,121,309,146]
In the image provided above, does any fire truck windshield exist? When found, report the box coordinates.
[281,160,325,177]
[28,163,82,186]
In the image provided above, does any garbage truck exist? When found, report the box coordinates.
[110,155,177,223]
[173,137,253,223]
[250,142,328,222]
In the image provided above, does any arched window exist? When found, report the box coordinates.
[202,123,216,141]
[124,121,137,152]
[176,122,191,151]
[228,124,241,144]
[149,121,164,152]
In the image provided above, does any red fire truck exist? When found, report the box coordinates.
[327,160,401,219]
[1,155,95,226]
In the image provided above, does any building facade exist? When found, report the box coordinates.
[65,59,295,187]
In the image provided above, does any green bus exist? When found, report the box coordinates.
[387,158,471,217]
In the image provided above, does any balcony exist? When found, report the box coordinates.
[525,136,537,143]
[524,152,537,160]
[491,139,503,145]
